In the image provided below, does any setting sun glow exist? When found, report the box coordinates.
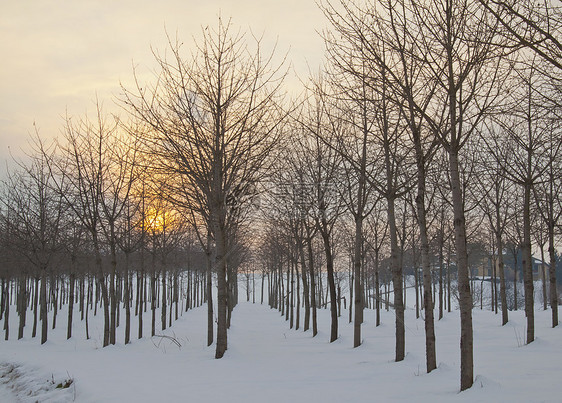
[145,208,172,232]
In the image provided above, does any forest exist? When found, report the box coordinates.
[1,0,561,395]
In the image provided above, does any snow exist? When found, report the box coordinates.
[1,285,561,402]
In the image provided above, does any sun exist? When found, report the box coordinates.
[145,208,172,232]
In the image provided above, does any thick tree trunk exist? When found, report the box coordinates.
[124,253,131,344]
[513,249,518,311]
[548,224,559,327]
[308,238,318,337]
[161,268,167,331]
[286,262,291,323]
[540,246,547,310]
[438,228,444,320]
[375,251,380,327]
[67,270,75,339]
[449,151,473,391]
[40,268,48,344]
[296,259,300,330]
[110,241,117,345]
[387,197,405,362]
[321,229,338,343]
[4,282,9,341]
[18,278,26,340]
[215,220,228,359]
[100,276,110,347]
[353,214,364,348]
[495,231,508,326]
[522,183,534,344]
[138,269,143,339]
[206,235,214,347]
[299,239,310,332]
[32,277,39,338]
[51,275,58,330]
[93,234,110,347]
[415,174,436,373]
[151,273,156,337]
[349,266,354,324]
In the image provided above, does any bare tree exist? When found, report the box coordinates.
[473,140,513,326]
[50,104,114,347]
[532,117,562,327]
[483,60,551,343]
[1,139,65,344]
[122,18,287,358]
[477,0,562,72]
[296,85,345,343]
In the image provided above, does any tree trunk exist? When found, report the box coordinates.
[138,269,144,339]
[67,269,75,339]
[40,268,48,344]
[522,183,535,344]
[109,239,117,345]
[375,250,380,327]
[540,245,547,311]
[308,238,318,337]
[548,223,559,327]
[206,235,214,347]
[496,231,508,326]
[4,282,9,341]
[321,229,338,343]
[215,220,228,359]
[415,170,436,373]
[32,276,39,338]
[449,150,473,391]
[124,253,131,344]
[387,197,405,362]
[299,238,310,332]
[353,214,364,348]
[161,268,167,331]
[18,277,26,340]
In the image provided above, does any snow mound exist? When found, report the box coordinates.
[471,375,502,390]
[0,362,75,403]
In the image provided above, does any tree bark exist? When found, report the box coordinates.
[522,183,535,343]
[449,151,473,391]
[548,223,559,327]
[387,197,405,362]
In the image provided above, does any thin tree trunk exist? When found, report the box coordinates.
[321,229,338,343]
[375,251,380,327]
[206,234,214,347]
[18,277,26,340]
[4,281,9,341]
[522,183,535,344]
[32,277,39,338]
[495,230,509,326]
[67,269,75,339]
[124,253,131,344]
[548,223,559,327]
[540,245,547,311]
[40,268,48,344]
[299,238,310,332]
[308,238,318,337]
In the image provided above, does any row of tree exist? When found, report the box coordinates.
[1,0,561,393]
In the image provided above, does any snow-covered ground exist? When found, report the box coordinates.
[1,288,561,402]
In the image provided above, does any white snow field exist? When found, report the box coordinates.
[1,291,561,402]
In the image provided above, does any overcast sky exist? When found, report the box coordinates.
[0,0,325,177]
